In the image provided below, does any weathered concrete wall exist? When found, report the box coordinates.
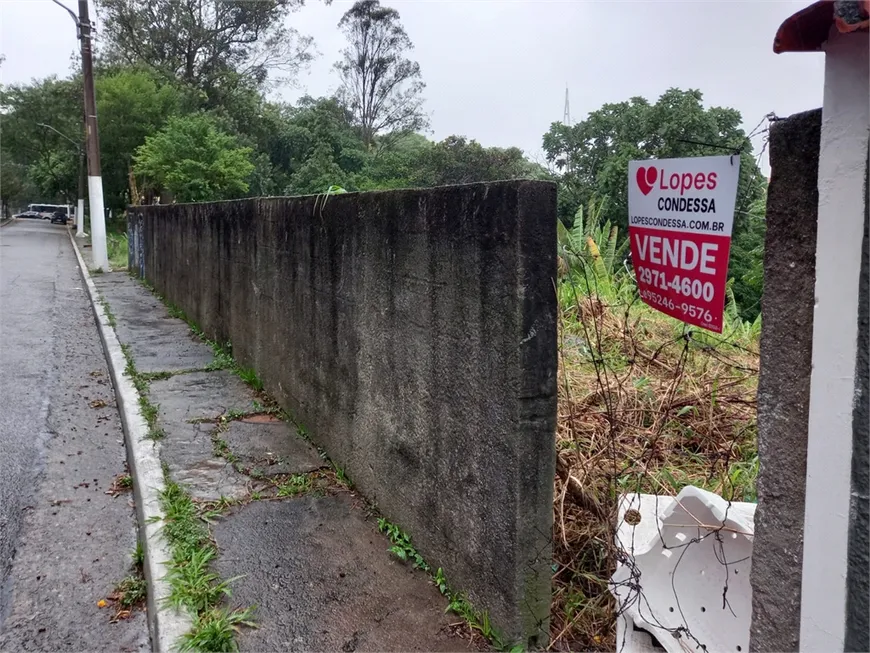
[749,109,821,653]
[845,144,869,653]
[128,181,558,646]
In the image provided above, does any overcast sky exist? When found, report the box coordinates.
[1,0,826,173]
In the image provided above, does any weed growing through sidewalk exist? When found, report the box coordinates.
[376,517,518,651]
[179,607,256,652]
[133,539,145,568]
[236,367,264,392]
[377,518,428,570]
[276,474,312,497]
[158,475,255,650]
[212,438,239,465]
[120,343,165,440]
[99,296,117,328]
[108,542,148,621]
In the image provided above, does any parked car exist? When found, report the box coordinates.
[50,211,68,225]
[14,210,42,220]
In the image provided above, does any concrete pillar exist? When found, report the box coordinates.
[750,108,821,653]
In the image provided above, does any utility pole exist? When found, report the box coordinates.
[78,0,108,268]
[51,0,107,268]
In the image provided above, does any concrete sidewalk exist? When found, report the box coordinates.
[82,258,480,651]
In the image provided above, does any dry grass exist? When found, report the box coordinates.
[548,290,759,651]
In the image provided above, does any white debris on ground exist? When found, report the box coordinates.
[610,486,756,653]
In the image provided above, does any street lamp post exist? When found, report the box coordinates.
[51,0,107,269]
[36,122,86,238]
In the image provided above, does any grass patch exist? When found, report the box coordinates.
[236,368,263,392]
[179,607,256,652]
[107,232,128,270]
[375,517,517,650]
[99,296,117,328]
[159,475,254,650]
[276,473,312,497]
[212,437,239,464]
[113,575,147,609]
[120,343,165,440]
[107,542,148,621]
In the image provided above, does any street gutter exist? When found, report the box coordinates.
[67,228,192,653]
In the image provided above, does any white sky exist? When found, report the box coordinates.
[0,0,826,173]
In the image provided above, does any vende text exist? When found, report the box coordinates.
[633,233,719,275]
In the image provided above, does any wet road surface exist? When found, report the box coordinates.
[0,219,148,651]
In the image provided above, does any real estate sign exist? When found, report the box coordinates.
[628,155,741,333]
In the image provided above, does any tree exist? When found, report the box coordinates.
[413,136,544,187]
[542,89,765,230]
[728,193,767,321]
[0,155,34,216]
[96,70,181,212]
[0,76,82,203]
[542,88,768,318]
[96,0,314,101]
[134,114,255,202]
[335,0,427,148]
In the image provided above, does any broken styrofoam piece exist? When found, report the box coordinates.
[611,486,756,653]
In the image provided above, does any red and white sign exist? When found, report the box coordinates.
[628,155,740,333]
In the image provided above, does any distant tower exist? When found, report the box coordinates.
[563,86,571,126]
[563,86,572,174]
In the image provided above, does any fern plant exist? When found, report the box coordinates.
[557,196,629,299]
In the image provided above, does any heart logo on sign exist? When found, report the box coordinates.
[636,166,658,196]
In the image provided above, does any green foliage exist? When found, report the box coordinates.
[557,198,632,304]
[96,69,181,210]
[107,233,129,270]
[543,88,765,230]
[412,135,545,187]
[728,194,767,321]
[179,607,257,653]
[134,114,255,202]
[0,76,83,204]
[159,475,254,649]
[377,518,429,570]
[276,474,312,497]
[115,575,148,608]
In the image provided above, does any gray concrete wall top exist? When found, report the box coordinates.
[128,180,559,647]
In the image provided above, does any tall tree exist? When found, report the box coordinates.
[95,0,314,100]
[0,77,83,204]
[335,0,427,148]
[96,69,181,212]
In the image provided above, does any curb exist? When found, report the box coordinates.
[68,231,192,652]
[0,217,14,228]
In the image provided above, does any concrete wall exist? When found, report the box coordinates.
[845,148,868,653]
[128,181,558,646]
[749,108,821,653]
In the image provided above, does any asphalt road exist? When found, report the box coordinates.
[0,219,148,650]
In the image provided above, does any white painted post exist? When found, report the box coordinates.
[88,175,108,269]
[799,26,870,652]
[76,198,85,238]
